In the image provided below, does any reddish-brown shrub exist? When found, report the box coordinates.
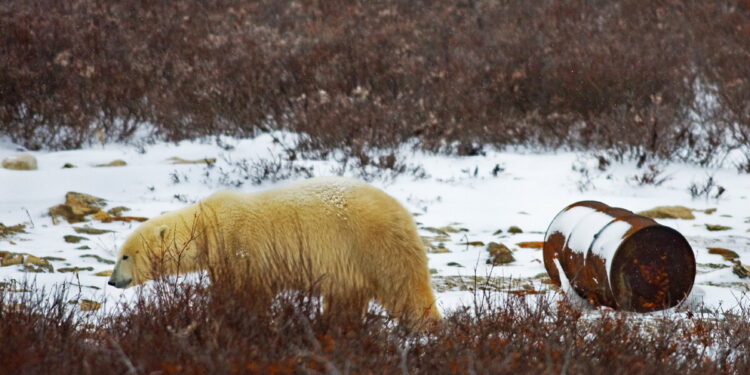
[2,279,750,374]
[0,0,748,166]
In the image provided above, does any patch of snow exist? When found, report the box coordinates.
[1,132,749,317]
[545,205,597,242]
[589,220,632,285]
[553,258,592,310]
[566,211,615,255]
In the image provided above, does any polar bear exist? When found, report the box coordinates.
[108,176,440,321]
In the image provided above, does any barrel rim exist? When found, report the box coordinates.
[608,224,696,312]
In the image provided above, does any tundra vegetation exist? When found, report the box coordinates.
[2,274,750,374]
[2,0,750,171]
[2,0,750,373]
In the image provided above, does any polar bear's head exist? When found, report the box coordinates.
[109,205,208,289]
[108,224,172,288]
[110,219,205,289]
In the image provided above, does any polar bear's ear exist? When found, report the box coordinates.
[155,225,169,241]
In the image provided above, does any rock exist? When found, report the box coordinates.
[0,251,52,272]
[65,192,107,215]
[102,215,148,223]
[94,270,113,277]
[23,264,50,273]
[437,226,468,234]
[707,247,740,261]
[107,206,131,217]
[79,300,101,311]
[58,266,95,273]
[422,227,449,236]
[507,226,523,234]
[95,159,127,167]
[1,253,23,266]
[76,245,91,250]
[637,206,695,220]
[486,242,515,265]
[516,241,544,249]
[167,156,217,165]
[73,226,113,235]
[704,208,717,215]
[2,153,37,170]
[732,260,750,279]
[24,255,53,272]
[80,254,115,264]
[92,211,111,221]
[446,262,463,267]
[62,163,76,168]
[457,241,485,247]
[64,235,88,243]
[49,192,108,224]
[422,226,468,236]
[0,223,26,238]
[705,224,732,231]
[429,243,452,254]
[422,235,451,243]
[43,256,66,261]
[492,229,503,235]
[49,205,85,224]
[698,263,730,270]
[96,213,148,223]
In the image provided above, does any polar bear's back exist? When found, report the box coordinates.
[201,177,423,290]
[207,177,412,232]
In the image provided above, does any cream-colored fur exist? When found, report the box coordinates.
[109,176,440,321]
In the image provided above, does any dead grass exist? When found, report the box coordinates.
[1,276,750,374]
[1,0,749,168]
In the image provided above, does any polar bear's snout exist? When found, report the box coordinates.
[108,258,134,288]
[107,277,132,289]
[107,270,132,288]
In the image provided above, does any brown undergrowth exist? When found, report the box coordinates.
[1,1,749,168]
[4,218,750,374]
[2,273,750,374]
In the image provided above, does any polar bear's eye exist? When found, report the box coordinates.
[122,255,129,260]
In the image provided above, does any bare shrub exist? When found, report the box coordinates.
[3,277,750,374]
[328,150,429,183]
[202,153,314,188]
[0,0,748,166]
[629,164,672,187]
[202,145,427,186]
[688,175,726,200]
[736,152,750,174]
[571,156,599,192]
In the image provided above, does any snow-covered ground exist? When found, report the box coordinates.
[1,133,749,315]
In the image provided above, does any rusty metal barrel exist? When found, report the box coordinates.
[543,201,695,312]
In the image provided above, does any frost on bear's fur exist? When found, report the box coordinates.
[109,176,441,321]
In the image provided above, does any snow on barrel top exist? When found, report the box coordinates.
[590,220,632,288]
[545,205,597,242]
[566,211,615,255]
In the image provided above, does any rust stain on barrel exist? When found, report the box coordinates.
[543,201,696,312]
